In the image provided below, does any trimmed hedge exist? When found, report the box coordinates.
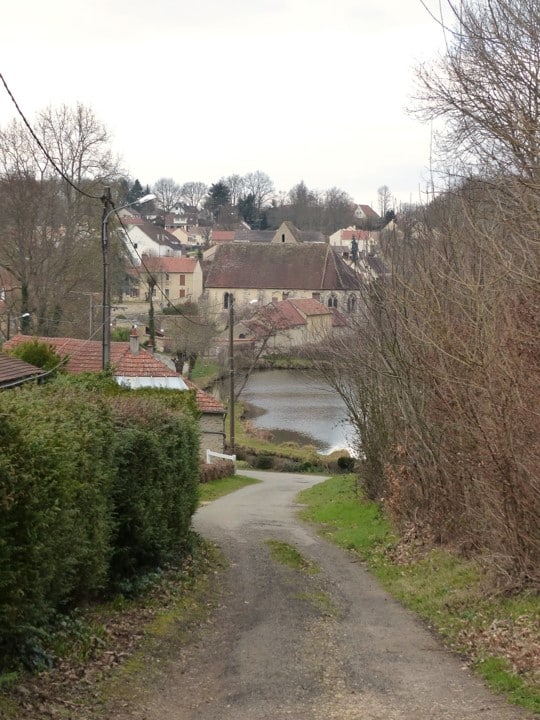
[0,376,200,670]
[109,395,199,582]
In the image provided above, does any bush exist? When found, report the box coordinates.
[337,456,355,472]
[199,460,235,483]
[108,395,199,584]
[254,455,274,470]
[0,377,201,670]
[7,338,66,374]
[0,384,115,667]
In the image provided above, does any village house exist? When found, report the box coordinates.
[203,241,363,316]
[127,254,203,306]
[329,227,376,256]
[236,298,347,351]
[171,225,210,247]
[3,333,225,458]
[117,215,183,263]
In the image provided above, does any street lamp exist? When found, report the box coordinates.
[5,311,31,340]
[101,190,156,369]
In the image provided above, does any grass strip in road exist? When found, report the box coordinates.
[266,540,320,575]
[198,474,260,503]
[298,474,540,715]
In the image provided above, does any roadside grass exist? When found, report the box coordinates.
[0,537,225,719]
[190,359,221,387]
[198,474,260,503]
[298,474,540,715]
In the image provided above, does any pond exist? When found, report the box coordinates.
[231,368,356,455]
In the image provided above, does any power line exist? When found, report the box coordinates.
[0,71,102,200]
[113,208,221,328]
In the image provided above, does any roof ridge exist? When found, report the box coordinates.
[331,247,344,288]
[320,245,331,289]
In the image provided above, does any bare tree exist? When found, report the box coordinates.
[307,0,540,589]
[181,181,208,208]
[377,185,392,219]
[323,186,355,234]
[243,170,275,210]
[0,104,117,337]
[161,311,218,378]
[153,177,183,212]
[413,0,540,179]
[222,174,245,206]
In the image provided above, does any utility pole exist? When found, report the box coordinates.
[228,293,235,452]
[101,187,113,370]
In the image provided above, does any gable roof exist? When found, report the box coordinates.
[124,221,183,254]
[3,335,187,389]
[285,298,334,317]
[211,230,236,242]
[184,379,225,414]
[0,352,46,388]
[139,255,198,274]
[234,229,274,243]
[244,298,335,336]
[205,243,362,292]
[356,204,379,219]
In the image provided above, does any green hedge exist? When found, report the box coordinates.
[0,376,200,670]
[109,395,199,582]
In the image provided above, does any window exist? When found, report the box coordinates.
[180,274,186,285]
[327,295,337,308]
[165,288,170,298]
[165,273,170,281]
[281,233,286,242]
[180,289,186,298]
[224,292,233,309]
[312,292,320,301]
[347,295,356,312]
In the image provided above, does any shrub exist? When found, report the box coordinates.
[199,460,235,483]
[108,395,200,583]
[337,456,355,472]
[255,455,274,470]
[7,338,66,374]
[0,383,115,667]
[0,377,201,670]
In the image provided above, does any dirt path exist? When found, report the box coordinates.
[107,470,533,719]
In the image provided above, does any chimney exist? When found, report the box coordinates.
[129,325,139,355]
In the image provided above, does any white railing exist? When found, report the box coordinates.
[206,449,237,468]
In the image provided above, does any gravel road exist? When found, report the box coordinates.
[122,470,533,719]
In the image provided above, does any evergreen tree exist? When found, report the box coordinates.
[126,179,144,204]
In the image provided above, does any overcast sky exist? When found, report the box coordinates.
[1,1,446,209]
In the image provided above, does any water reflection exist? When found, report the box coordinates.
[237,369,355,454]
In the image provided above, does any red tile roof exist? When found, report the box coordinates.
[184,380,225,414]
[3,335,179,378]
[140,255,198,273]
[245,298,333,334]
[211,230,235,242]
[0,352,46,387]
[286,298,334,317]
[2,336,222,415]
